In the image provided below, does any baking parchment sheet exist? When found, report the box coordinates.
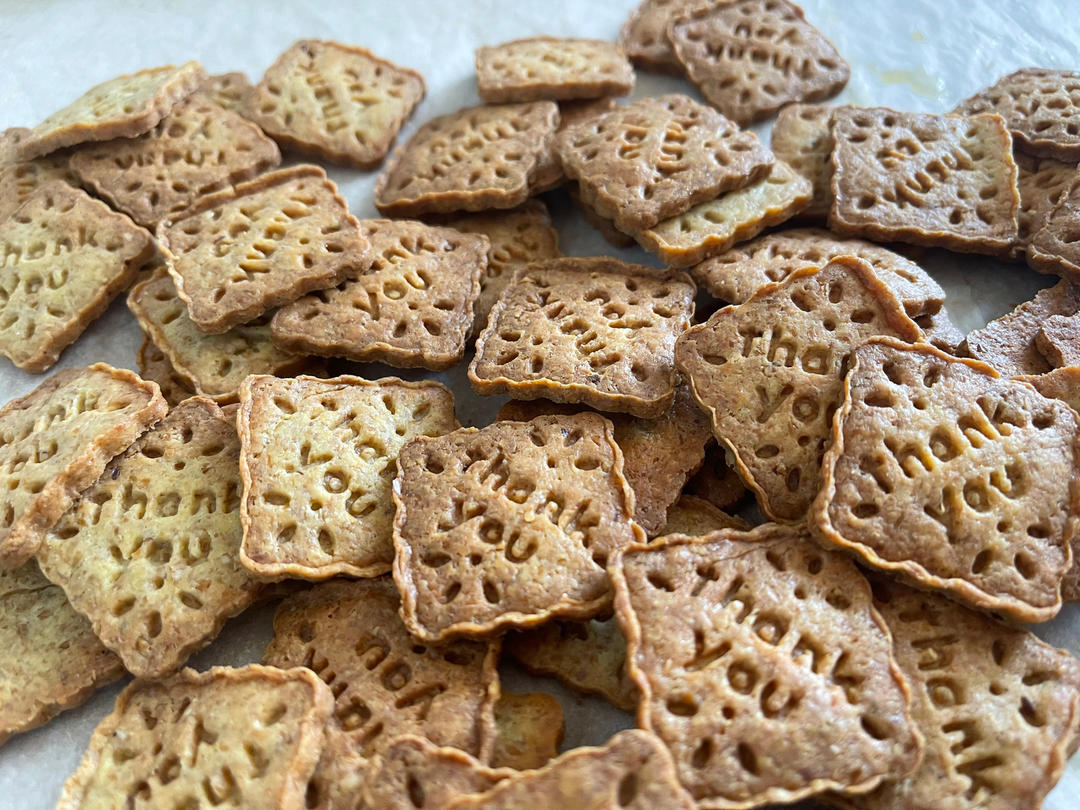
[0,0,1078,805]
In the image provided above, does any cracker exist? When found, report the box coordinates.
[491,691,565,770]
[668,0,849,126]
[248,40,425,170]
[658,494,749,536]
[813,338,1078,623]
[953,68,1080,161]
[567,182,638,248]
[447,729,696,810]
[676,257,921,521]
[962,279,1080,376]
[505,618,638,712]
[684,443,749,512]
[557,94,774,233]
[1028,166,1080,280]
[270,219,486,370]
[0,363,166,568]
[0,126,80,222]
[497,384,713,537]
[57,664,332,810]
[375,101,559,217]
[263,579,499,805]
[855,578,1080,809]
[618,0,701,74]
[558,97,618,130]
[1036,313,1080,367]
[446,201,561,336]
[19,62,206,160]
[0,180,154,372]
[691,227,945,318]
[393,413,644,641]
[476,37,634,103]
[361,735,513,810]
[160,164,368,334]
[611,525,922,808]
[0,561,123,747]
[915,306,966,354]
[1013,153,1076,260]
[37,398,261,677]
[195,71,253,114]
[128,266,310,400]
[69,94,281,228]
[470,258,696,419]
[829,107,1020,254]
[632,160,813,268]
[770,104,834,220]
[238,374,458,579]
[136,335,194,407]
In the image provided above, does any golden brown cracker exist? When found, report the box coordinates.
[476,37,634,103]
[491,691,565,770]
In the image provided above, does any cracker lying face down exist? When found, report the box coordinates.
[770,104,835,220]
[491,691,565,770]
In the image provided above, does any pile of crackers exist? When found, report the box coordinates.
[2,0,1080,807]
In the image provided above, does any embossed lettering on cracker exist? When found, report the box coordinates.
[475,37,634,103]
[492,691,565,770]
[248,40,425,170]
[0,127,80,222]
[56,665,333,810]
[556,94,773,233]
[828,107,1020,254]
[392,413,644,641]
[160,164,369,334]
[0,363,166,569]
[237,374,459,580]
[195,71,254,115]
[611,525,922,808]
[471,258,695,419]
[770,104,835,220]
[0,181,154,373]
[668,0,850,126]
[812,338,1079,623]
[1029,169,1080,281]
[675,257,921,522]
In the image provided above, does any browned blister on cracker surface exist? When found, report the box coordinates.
[0,127,80,222]
[476,37,634,103]
[0,363,166,569]
[393,413,644,641]
[0,561,123,747]
[829,107,1020,254]
[70,94,281,228]
[668,0,849,127]
[0,181,154,372]
[813,338,1078,622]
[238,374,458,580]
[18,61,206,160]
[37,398,261,678]
[270,219,486,370]
[556,94,774,233]
[129,267,308,401]
[619,0,700,74]
[57,664,332,810]
[771,104,835,220]
[691,227,945,317]
[855,579,1080,809]
[491,691,564,770]
[248,39,425,170]
[136,335,195,407]
[612,525,922,808]
[676,257,922,522]
[471,258,695,419]
[953,68,1080,161]
[658,494,749,536]
[1036,313,1080,367]
[161,164,368,334]
[1029,168,1080,280]
[375,101,559,217]
[1013,153,1076,260]
[448,729,697,810]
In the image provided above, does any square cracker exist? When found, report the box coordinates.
[491,691,564,770]
[675,257,922,522]
[475,37,634,103]
[0,180,154,372]
[470,258,696,419]
[238,374,458,580]
[0,363,166,569]
[160,164,369,334]
[375,101,559,218]
[270,219,486,370]
[1028,167,1080,280]
[128,267,309,401]
[37,398,262,678]
[770,104,835,220]
[69,93,281,228]
[392,413,644,642]
[618,0,701,74]
[57,665,332,810]
[611,525,922,808]
[556,94,774,233]
[0,561,123,747]
[1012,153,1075,260]
[0,127,80,222]
[829,107,1020,255]
[812,338,1078,623]
[136,334,194,407]
[668,0,849,126]
[18,62,206,160]
[248,39,425,170]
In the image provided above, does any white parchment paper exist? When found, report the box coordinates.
[0,0,1077,806]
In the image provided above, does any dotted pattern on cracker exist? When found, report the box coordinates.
[1028,167,1080,281]
[0,126,80,222]
[475,37,634,103]
[770,103,835,219]
[491,691,565,770]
